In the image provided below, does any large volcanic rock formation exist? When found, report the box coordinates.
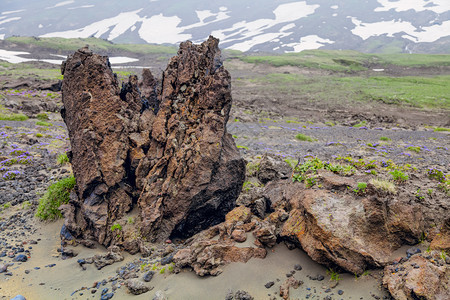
[60,36,245,248]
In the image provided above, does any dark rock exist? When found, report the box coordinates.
[100,293,114,300]
[294,264,302,271]
[160,254,173,265]
[13,254,27,262]
[143,270,155,282]
[338,290,344,295]
[265,281,275,288]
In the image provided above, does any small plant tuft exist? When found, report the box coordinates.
[390,170,408,182]
[37,113,49,121]
[36,120,52,127]
[295,133,316,142]
[353,182,367,194]
[35,176,76,220]
[57,153,69,165]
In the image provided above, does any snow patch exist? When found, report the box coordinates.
[38,24,43,29]
[1,9,25,15]
[68,5,95,10]
[0,34,4,40]
[331,5,338,9]
[375,0,450,14]
[109,56,139,64]
[0,49,34,63]
[0,17,21,26]
[350,17,450,43]
[46,1,75,9]
[284,35,334,52]
[214,1,318,51]
[139,14,191,44]
[40,9,143,40]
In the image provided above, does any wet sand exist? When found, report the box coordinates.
[1,214,390,300]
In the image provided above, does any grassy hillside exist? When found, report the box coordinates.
[243,73,449,109]
[5,36,177,55]
[241,50,450,72]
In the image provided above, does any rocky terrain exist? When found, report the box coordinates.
[0,36,449,300]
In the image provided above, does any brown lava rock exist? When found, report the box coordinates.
[60,36,245,248]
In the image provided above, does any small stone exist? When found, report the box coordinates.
[0,264,7,273]
[126,279,150,295]
[14,254,28,262]
[338,290,344,295]
[317,275,325,281]
[231,229,247,243]
[10,296,26,300]
[294,264,302,271]
[406,247,421,258]
[143,271,155,282]
[161,255,173,265]
[153,290,168,300]
[265,281,275,288]
[101,288,109,295]
[101,293,114,300]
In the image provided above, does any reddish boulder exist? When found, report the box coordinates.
[383,253,449,299]
[173,239,266,276]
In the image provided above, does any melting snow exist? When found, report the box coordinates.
[68,5,95,10]
[1,9,25,15]
[139,14,191,44]
[0,49,34,63]
[46,1,75,9]
[375,0,450,14]
[109,56,139,64]
[284,35,335,52]
[40,9,143,40]
[0,17,21,26]
[0,49,138,65]
[214,1,318,51]
[350,17,450,43]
